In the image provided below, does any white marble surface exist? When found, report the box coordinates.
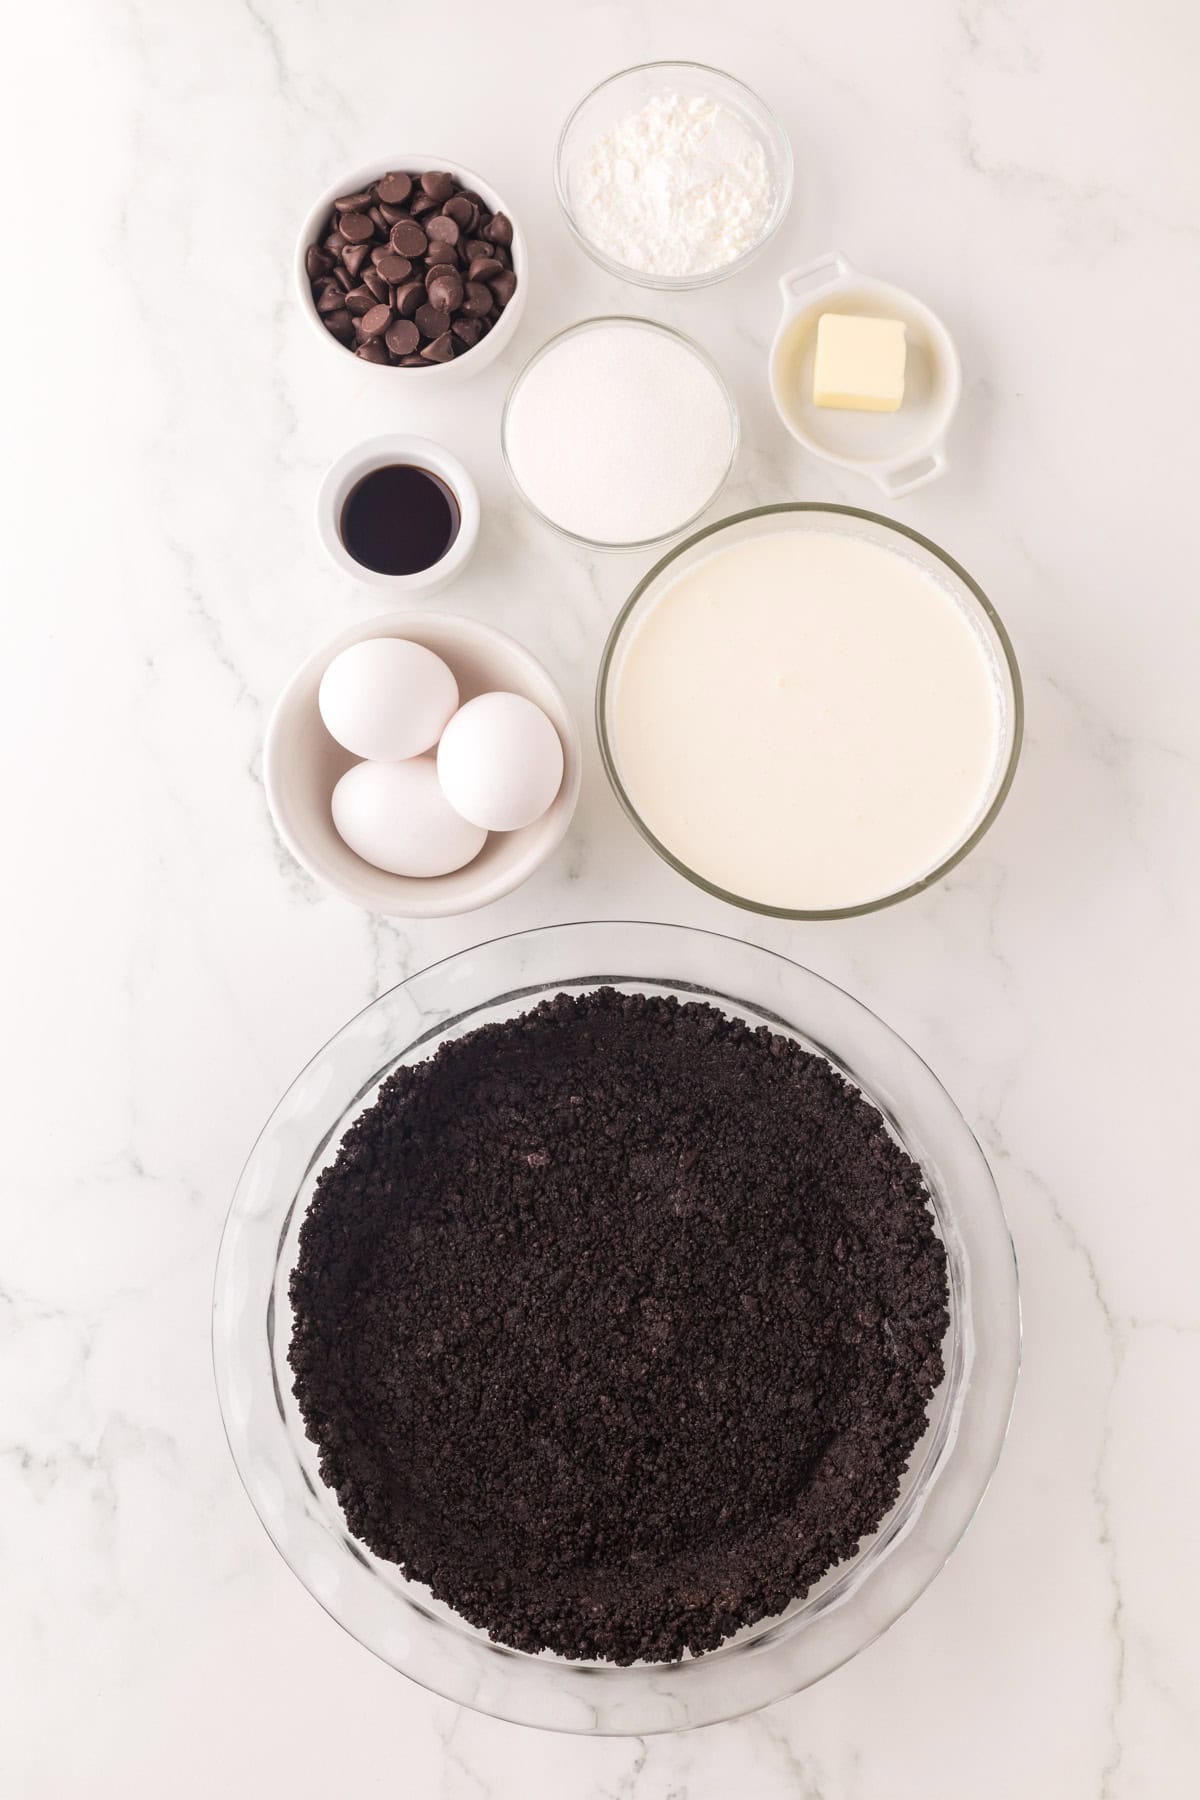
[4,1,1198,1792]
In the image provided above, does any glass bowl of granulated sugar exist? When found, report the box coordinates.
[555,62,793,289]
[501,317,739,550]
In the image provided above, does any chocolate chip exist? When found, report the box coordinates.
[489,268,517,307]
[393,279,425,317]
[398,354,427,366]
[338,211,374,244]
[307,168,518,365]
[359,303,394,339]
[389,219,427,257]
[426,214,460,248]
[385,317,420,356]
[421,331,456,362]
[425,270,463,313]
[415,302,451,340]
[374,252,412,284]
[377,171,413,205]
[461,281,493,317]
[341,241,372,277]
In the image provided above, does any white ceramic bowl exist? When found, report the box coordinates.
[315,434,480,595]
[264,613,581,917]
[769,252,962,497]
[296,156,528,384]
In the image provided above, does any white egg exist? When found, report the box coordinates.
[331,757,487,878]
[318,638,459,762]
[437,691,564,832]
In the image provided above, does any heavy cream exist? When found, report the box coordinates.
[611,529,1003,911]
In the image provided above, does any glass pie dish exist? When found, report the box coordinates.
[212,921,1020,1734]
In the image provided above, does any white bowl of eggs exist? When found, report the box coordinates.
[264,613,581,916]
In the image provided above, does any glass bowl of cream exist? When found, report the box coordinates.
[554,62,793,290]
[597,505,1023,918]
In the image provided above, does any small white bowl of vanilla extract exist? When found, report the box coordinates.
[315,434,480,594]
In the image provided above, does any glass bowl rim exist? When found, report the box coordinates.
[553,61,795,291]
[595,504,1025,919]
[499,315,740,552]
[212,920,1021,1733]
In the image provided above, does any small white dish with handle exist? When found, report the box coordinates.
[769,251,961,498]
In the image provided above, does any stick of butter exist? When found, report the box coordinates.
[813,313,907,413]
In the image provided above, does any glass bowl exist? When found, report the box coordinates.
[597,506,1023,919]
[554,63,793,289]
[500,317,739,552]
[212,921,1020,1735]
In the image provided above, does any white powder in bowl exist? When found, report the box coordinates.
[504,322,735,546]
[569,92,774,280]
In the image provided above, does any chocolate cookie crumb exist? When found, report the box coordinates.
[289,990,948,1664]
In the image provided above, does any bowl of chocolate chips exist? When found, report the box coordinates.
[213,922,1020,1735]
[297,158,526,377]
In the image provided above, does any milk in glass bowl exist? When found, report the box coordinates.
[597,505,1022,919]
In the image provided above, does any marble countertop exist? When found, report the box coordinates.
[5,1,1197,1794]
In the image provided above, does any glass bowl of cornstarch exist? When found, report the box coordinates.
[555,62,793,290]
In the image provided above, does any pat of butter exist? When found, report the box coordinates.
[813,313,907,413]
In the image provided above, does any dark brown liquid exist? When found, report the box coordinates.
[339,464,460,577]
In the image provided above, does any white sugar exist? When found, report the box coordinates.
[504,323,734,546]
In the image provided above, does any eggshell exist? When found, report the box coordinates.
[331,757,486,877]
[436,691,564,832]
[318,638,459,762]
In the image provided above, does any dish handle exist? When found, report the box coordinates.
[778,251,854,313]
[875,445,948,498]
